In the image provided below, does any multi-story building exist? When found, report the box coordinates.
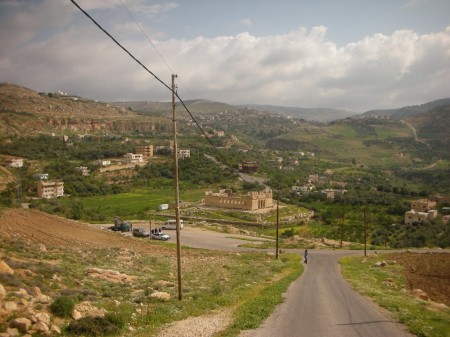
[405,210,438,224]
[124,153,144,163]
[178,149,191,159]
[37,180,64,199]
[135,145,154,159]
[204,189,273,211]
[405,199,438,224]
[411,199,437,212]
[239,161,258,173]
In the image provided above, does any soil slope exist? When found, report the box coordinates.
[0,208,169,255]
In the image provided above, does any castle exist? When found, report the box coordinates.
[204,189,273,211]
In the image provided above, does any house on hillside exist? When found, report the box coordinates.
[124,153,143,163]
[404,199,438,224]
[5,158,24,168]
[239,161,258,173]
[37,180,64,199]
[135,144,154,159]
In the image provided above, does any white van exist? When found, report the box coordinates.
[162,219,184,230]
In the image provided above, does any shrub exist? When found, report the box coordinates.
[65,314,125,336]
[50,296,74,318]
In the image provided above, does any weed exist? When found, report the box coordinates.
[50,296,75,318]
[65,313,125,336]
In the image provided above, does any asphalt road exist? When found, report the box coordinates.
[125,226,414,336]
[241,250,414,337]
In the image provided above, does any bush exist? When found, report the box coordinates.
[50,296,74,318]
[65,314,125,336]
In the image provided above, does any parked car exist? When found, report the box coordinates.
[132,228,150,238]
[151,232,170,241]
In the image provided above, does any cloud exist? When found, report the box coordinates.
[0,2,449,112]
[239,18,252,27]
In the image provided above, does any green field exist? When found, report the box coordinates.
[79,186,204,221]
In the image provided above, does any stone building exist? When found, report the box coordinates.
[204,189,273,211]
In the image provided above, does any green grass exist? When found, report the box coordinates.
[78,186,204,220]
[0,234,302,337]
[340,254,450,337]
[218,254,303,336]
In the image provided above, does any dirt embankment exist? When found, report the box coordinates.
[391,252,450,306]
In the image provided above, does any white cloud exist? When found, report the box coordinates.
[239,18,252,27]
[1,2,449,112]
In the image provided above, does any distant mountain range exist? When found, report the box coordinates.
[238,104,356,123]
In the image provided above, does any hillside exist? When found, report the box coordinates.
[0,83,170,136]
[361,98,450,120]
[238,104,356,123]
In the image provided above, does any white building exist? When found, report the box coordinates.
[178,149,191,159]
[124,153,144,163]
[37,180,64,199]
[6,158,24,168]
[405,210,438,224]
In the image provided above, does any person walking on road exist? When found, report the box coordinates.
[304,249,308,264]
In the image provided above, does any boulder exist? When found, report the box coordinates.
[5,328,19,337]
[34,312,51,325]
[9,318,32,332]
[32,321,49,333]
[3,301,18,312]
[150,291,171,301]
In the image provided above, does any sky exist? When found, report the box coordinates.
[0,0,449,112]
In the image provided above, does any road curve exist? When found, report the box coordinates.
[241,250,414,337]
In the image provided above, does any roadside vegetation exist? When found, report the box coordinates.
[0,233,302,336]
[340,253,450,337]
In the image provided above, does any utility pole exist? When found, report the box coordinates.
[363,206,367,257]
[171,74,182,301]
[276,190,279,259]
[340,207,345,249]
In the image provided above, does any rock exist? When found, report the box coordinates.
[412,289,429,301]
[72,309,82,320]
[10,318,32,332]
[34,294,51,304]
[3,301,18,312]
[150,291,171,301]
[156,280,175,287]
[34,312,51,325]
[6,328,20,337]
[0,284,6,299]
[32,321,49,333]
[73,301,106,318]
[16,288,29,297]
[29,286,43,297]
[0,261,14,275]
[50,324,61,334]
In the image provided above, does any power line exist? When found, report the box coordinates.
[70,0,231,168]
[118,0,200,104]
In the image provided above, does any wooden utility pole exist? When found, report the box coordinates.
[172,74,182,300]
[340,207,345,249]
[363,206,367,257]
[276,191,279,259]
